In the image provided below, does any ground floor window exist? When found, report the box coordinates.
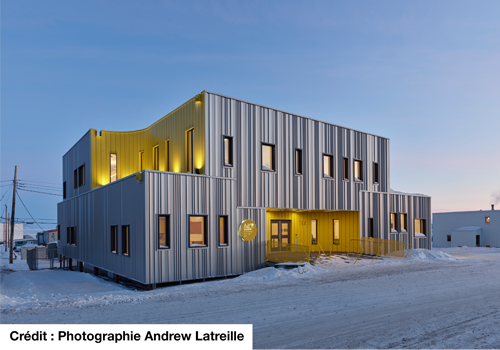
[219,216,228,246]
[414,219,426,237]
[111,226,117,253]
[311,219,317,245]
[158,215,170,249]
[122,225,129,256]
[447,235,451,242]
[333,219,340,245]
[368,218,374,238]
[189,216,207,247]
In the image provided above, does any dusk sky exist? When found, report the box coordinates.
[1,1,499,235]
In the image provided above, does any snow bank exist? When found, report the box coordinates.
[235,263,326,283]
[409,249,458,262]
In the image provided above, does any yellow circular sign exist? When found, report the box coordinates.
[238,220,258,241]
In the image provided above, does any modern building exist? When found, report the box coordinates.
[37,229,58,246]
[57,91,431,287]
[433,205,499,248]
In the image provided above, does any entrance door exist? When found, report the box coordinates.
[270,220,291,248]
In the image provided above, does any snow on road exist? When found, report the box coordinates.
[2,247,500,349]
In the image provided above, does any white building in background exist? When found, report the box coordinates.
[433,205,500,248]
[1,223,24,243]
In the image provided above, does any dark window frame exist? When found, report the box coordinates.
[295,148,303,175]
[447,235,451,242]
[74,169,77,189]
[165,140,169,172]
[333,219,340,245]
[110,225,117,254]
[261,142,276,172]
[71,227,77,246]
[153,145,159,171]
[373,162,379,184]
[223,136,233,167]
[400,213,408,232]
[390,212,398,232]
[122,225,130,256]
[78,164,85,187]
[57,225,60,241]
[343,157,349,181]
[354,159,363,182]
[368,218,374,238]
[66,227,70,245]
[139,151,144,172]
[218,215,229,246]
[186,128,194,173]
[323,153,334,179]
[414,218,427,237]
[63,181,66,199]
[188,214,208,248]
[158,214,171,250]
[311,219,318,245]
[485,216,490,224]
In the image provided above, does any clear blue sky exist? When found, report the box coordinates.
[1,1,500,235]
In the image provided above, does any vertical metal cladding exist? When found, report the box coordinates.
[63,130,92,200]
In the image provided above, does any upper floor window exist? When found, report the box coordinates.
[390,213,398,233]
[71,227,77,246]
[219,216,228,246]
[323,154,334,179]
[295,149,302,175]
[354,160,363,181]
[110,154,117,183]
[368,218,374,238]
[153,146,159,171]
[189,215,207,247]
[187,129,194,173]
[400,213,407,232]
[165,140,169,172]
[74,169,77,189]
[373,162,379,184]
[262,143,275,172]
[78,165,85,186]
[414,219,426,237]
[485,216,490,224]
[223,136,233,167]
[66,227,70,245]
[63,182,66,199]
[158,215,170,249]
[343,158,348,180]
[139,151,144,171]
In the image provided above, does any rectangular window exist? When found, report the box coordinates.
[343,158,349,180]
[485,216,490,224]
[262,143,275,171]
[368,218,374,238]
[153,146,159,171]
[189,215,207,247]
[311,219,317,245]
[373,162,379,184]
[111,225,117,253]
[323,154,334,178]
[66,227,70,245]
[400,213,407,232]
[158,215,170,249]
[414,219,426,237]
[78,165,85,186]
[139,151,144,171]
[187,129,194,173]
[354,160,363,181]
[74,169,77,189]
[390,213,398,233]
[71,227,76,246]
[333,219,340,245]
[122,225,129,256]
[110,154,117,183]
[295,149,302,175]
[223,136,233,167]
[57,225,60,240]
[63,182,66,199]
[165,140,169,172]
[447,235,451,242]
[219,216,228,246]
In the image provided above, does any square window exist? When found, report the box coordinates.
[354,160,363,181]
[485,216,490,224]
[323,154,334,178]
[311,219,317,245]
[110,154,117,182]
[343,158,349,180]
[373,162,379,184]
[110,226,117,253]
[158,215,170,249]
[219,216,228,246]
[414,219,426,237]
[189,216,207,247]
[262,143,275,172]
[122,226,130,256]
[295,149,303,175]
[447,235,451,242]
[400,214,407,232]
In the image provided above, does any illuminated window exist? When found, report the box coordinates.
[219,216,228,246]
[78,165,85,186]
[447,235,451,242]
[323,154,334,178]
[311,219,317,244]
[189,216,207,247]
[110,226,117,253]
[110,154,117,183]
[333,219,340,245]
[295,149,302,175]
[165,140,169,172]
[158,215,170,249]
[71,227,77,246]
[153,146,159,171]
[368,218,374,238]
[343,158,348,180]
[187,129,194,173]
[485,216,490,224]
[390,213,398,233]
[414,219,426,237]
[139,151,144,171]
[223,136,233,167]
[262,143,275,172]
[122,225,129,256]
[373,162,379,184]
[400,213,407,232]
[354,160,363,181]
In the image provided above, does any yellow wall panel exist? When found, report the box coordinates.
[90,94,205,189]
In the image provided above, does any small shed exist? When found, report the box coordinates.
[451,226,482,247]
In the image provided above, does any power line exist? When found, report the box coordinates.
[18,188,63,197]
[15,192,45,232]
[0,184,13,203]
[18,179,61,186]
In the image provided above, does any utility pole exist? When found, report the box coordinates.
[9,166,18,264]
[4,205,7,252]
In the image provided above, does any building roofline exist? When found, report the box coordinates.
[433,210,499,215]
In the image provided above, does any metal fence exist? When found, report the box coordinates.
[26,246,59,271]
[347,237,413,264]
[266,241,311,264]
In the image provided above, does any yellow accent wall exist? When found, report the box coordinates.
[90,95,205,189]
[266,210,360,253]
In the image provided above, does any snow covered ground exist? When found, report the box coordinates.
[2,245,500,349]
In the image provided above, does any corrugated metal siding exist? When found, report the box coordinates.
[433,211,500,248]
[62,130,91,200]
